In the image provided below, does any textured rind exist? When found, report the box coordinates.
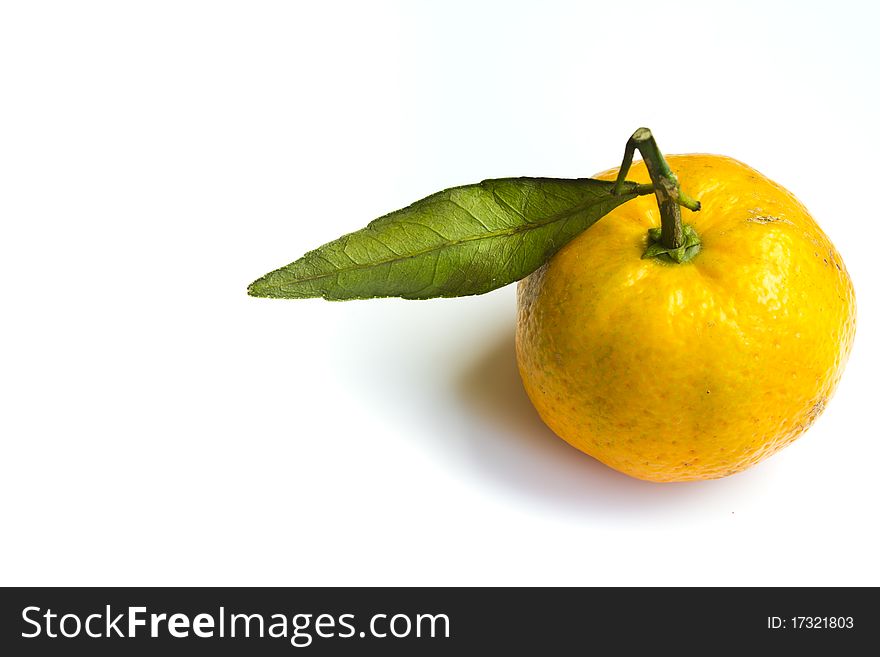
[515,155,857,482]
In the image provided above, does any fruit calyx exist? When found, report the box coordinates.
[643,224,701,263]
[612,127,702,264]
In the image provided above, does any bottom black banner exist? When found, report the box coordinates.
[1,587,875,654]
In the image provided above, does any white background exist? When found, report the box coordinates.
[2,1,878,586]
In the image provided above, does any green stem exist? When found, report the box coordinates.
[612,127,701,250]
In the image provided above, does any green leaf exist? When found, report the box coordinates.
[248,178,647,300]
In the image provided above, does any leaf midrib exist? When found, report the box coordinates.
[276,187,634,286]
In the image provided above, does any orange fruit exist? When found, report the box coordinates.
[515,155,856,482]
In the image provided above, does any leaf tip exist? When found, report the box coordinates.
[247,275,272,298]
